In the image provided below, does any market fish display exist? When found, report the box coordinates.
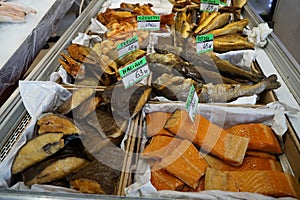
[0,1,36,23]
[152,73,280,103]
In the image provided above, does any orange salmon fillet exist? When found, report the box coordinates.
[164,109,249,165]
[204,154,282,172]
[146,112,173,137]
[226,123,282,154]
[142,135,183,160]
[159,139,208,189]
[205,168,300,198]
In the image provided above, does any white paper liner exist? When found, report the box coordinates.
[0,80,130,193]
[216,50,257,71]
[125,102,299,199]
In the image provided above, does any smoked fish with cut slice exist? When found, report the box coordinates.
[205,168,300,198]
[164,110,249,165]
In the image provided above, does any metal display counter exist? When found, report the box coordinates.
[0,0,75,105]
[0,0,299,199]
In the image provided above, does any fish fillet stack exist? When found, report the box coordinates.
[0,1,36,23]
[142,110,300,198]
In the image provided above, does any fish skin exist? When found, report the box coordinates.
[198,13,231,34]
[213,34,255,52]
[181,46,264,83]
[194,12,220,34]
[207,18,249,37]
[207,51,264,83]
[198,74,281,102]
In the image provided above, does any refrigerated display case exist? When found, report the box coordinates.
[0,0,299,199]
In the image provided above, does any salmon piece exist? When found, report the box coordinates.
[246,151,277,160]
[164,110,249,165]
[151,162,185,191]
[146,112,173,137]
[204,154,282,172]
[226,123,282,154]
[181,177,205,192]
[142,135,183,160]
[205,168,300,198]
[159,139,208,189]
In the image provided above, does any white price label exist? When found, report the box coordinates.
[119,56,150,89]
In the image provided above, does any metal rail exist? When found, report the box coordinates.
[243,4,300,105]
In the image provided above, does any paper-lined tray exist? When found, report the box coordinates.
[125,102,300,199]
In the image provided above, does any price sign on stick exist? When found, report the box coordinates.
[119,56,150,89]
[200,0,220,12]
[117,35,139,58]
[196,34,214,54]
[137,15,160,31]
[186,85,199,122]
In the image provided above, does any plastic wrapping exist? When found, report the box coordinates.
[0,0,75,100]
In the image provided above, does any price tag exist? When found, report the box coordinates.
[196,34,214,54]
[200,0,220,12]
[137,15,160,31]
[185,85,199,122]
[119,56,150,89]
[117,35,139,58]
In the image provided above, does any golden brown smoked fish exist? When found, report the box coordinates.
[194,12,220,34]
[207,18,249,37]
[198,13,231,34]
[213,34,255,52]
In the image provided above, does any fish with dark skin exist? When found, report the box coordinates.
[147,52,238,84]
[153,73,280,103]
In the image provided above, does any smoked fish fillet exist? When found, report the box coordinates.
[159,139,208,189]
[246,151,277,160]
[164,110,249,165]
[151,162,185,191]
[204,154,282,172]
[226,123,282,154]
[142,135,183,160]
[205,168,300,198]
[146,112,173,137]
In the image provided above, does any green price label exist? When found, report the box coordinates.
[118,56,150,88]
[200,0,220,12]
[117,35,139,58]
[196,34,214,53]
[137,15,160,21]
[201,0,220,4]
[137,15,161,30]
